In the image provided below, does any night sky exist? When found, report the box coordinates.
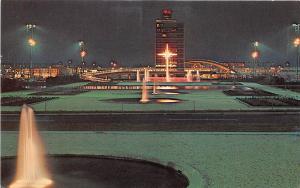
[2,0,300,67]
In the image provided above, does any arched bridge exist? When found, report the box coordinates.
[81,60,236,81]
[185,60,236,73]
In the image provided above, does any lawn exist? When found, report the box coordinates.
[1,82,299,112]
[2,131,300,188]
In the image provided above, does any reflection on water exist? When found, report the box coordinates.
[163,92,180,95]
[156,99,180,103]
[157,86,179,90]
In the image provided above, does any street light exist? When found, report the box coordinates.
[78,40,84,48]
[28,38,36,47]
[251,51,259,59]
[292,23,300,31]
[292,23,300,80]
[26,24,36,79]
[78,40,87,72]
[294,37,300,47]
[294,37,300,80]
[80,50,87,58]
[26,24,36,30]
[251,41,260,77]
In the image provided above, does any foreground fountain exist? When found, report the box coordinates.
[9,105,53,188]
[140,79,149,103]
[2,106,188,188]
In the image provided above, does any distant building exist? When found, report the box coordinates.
[13,67,60,79]
[155,9,184,71]
[219,62,246,69]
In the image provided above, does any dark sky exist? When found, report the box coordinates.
[2,0,300,67]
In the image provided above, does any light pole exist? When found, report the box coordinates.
[294,37,300,81]
[26,24,36,69]
[251,41,259,77]
[292,23,300,81]
[78,40,87,64]
[26,24,36,79]
[78,40,87,74]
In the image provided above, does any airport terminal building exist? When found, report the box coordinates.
[155,9,184,72]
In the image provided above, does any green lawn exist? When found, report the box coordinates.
[2,131,300,188]
[1,82,300,112]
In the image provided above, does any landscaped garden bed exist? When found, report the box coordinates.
[277,84,300,93]
[1,97,58,106]
[30,87,88,95]
[238,97,300,106]
[224,87,276,96]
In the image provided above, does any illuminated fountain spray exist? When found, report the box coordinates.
[144,68,149,82]
[186,70,193,82]
[158,44,177,82]
[136,70,140,82]
[196,70,201,82]
[152,82,158,95]
[9,105,53,188]
[140,79,149,103]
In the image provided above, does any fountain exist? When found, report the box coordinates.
[158,44,177,82]
[144,68,149,82]
[140,79,149,103]
[196,70,201,82]
[2,106,189,188]
[152,82,158,95]
[9,105,53,188]
[136,70,140,82]
[186,70,193,82]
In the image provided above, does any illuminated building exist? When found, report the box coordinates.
[13,67,60,79]
[155,9,184,71]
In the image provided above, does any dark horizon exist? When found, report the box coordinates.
[2,0,300,67]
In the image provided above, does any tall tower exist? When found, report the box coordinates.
[155,9,184,71]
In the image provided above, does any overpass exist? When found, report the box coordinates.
[81,59,237,82]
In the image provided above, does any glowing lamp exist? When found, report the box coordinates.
[28,38,36,46]
[80,50,87,58]
[78,41,84,47]
[294,38,300,47]
[251,51,259,59]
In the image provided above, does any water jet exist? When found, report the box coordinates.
[9,105,53,188]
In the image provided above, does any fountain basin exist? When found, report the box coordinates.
[1,155,189,188]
